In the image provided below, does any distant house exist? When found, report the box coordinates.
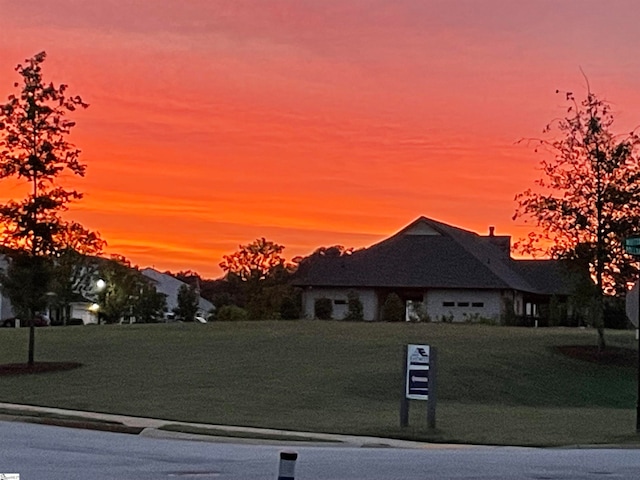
[141,268,214,320]
[0,257,15,323]
[68,293,100,325]
[0,258,215,325]
[294,216,580,323]
[0,254,101,326]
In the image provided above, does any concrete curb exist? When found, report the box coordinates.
[0,402,476,449]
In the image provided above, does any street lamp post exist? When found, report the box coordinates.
[95,279,106,325]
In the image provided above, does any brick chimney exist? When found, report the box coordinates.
[483,226,511,258]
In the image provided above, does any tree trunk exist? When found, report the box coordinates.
[596,295,606,353]
[597,325,606,352]
[28,324,35,366]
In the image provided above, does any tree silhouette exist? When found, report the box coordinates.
[220,238,288,282]
[514,88,640,349]
[0,52,102,364]
[174,284,199,322]
[219,238,295,319]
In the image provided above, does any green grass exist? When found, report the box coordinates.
[0,321,637,446]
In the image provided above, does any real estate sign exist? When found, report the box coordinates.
[406,344,430,400]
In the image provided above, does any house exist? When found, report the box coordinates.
[141,268,214,320]
[0,255,15,325]
[0,253,101,326]
[294,216,579,323]
[1,256,215,325]
[67,293,100,325]
[0,257,15,324]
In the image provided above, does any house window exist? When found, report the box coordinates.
[443,301,454,307]
[334,299,347,305]
[457,302,469,307]
[525,302,538,317]
[472,302,484,308]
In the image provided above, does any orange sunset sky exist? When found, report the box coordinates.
[2,1,640,278]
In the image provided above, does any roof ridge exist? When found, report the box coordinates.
[446,229,540,293]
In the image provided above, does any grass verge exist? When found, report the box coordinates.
[0,407,143,434]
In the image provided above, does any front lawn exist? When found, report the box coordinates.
[0,321,636,446]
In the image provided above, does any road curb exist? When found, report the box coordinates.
[0,401,450,449]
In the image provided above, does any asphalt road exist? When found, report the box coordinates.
[2,421,640,479]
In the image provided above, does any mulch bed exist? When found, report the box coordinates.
[555,345,637,367]
[0,362,82,376]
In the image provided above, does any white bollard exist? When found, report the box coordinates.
[277,451,297,480]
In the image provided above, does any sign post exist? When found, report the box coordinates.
[400,344,437,429]
[624,237,640,433]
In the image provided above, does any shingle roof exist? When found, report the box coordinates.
[141,268,214,313]
[509,260,576,296]
[294,216,570,295]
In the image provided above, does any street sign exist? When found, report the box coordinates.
[625,237,640,256]
[627,281,640,328]
[406,344,430,400]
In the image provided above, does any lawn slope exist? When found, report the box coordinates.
[0,322,636,446]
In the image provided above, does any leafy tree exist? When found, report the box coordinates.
[0,52,101,364]
[279,290,301,320]
[220,238,288,282]
[216,304,249,322]
[514,88,640,349]
[174,270,201,286]
[44,222,106,324]
[294,245,354,278]
[344,290,364,321]
[381,293,404,322]
[132,281,167,323]
[0,52,92,255]
[220,238,294,319]
[96,255,155,324]
[314,297,333,320]
[0,254,52,323]
[174,284,199,322]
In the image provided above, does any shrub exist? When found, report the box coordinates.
[216,305,249,322]
[314,298,333,320]
[500,297,518,326]
[343,290,364,321]
[280,295,301,320]
[439,313,454,323]
[381,293,404,322]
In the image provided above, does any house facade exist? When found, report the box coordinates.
[141,268,214,320]
[294,217,577,323]
[0,258,215,325]
[0,256,15,324]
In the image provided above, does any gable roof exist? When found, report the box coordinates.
[294,216,571,295]
[141,268,214,313]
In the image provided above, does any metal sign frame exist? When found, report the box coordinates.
[400,344,437,429]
